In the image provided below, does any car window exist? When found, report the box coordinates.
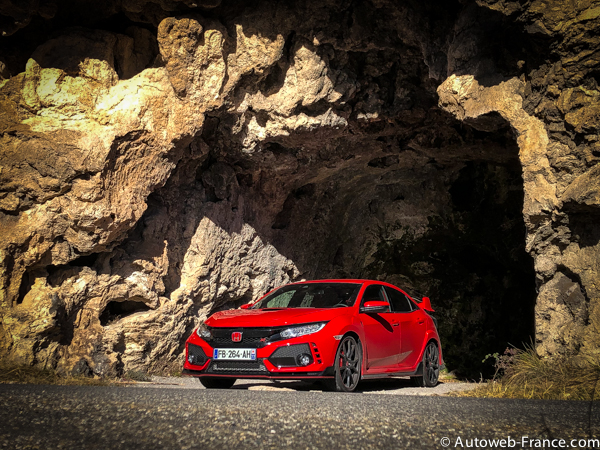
[405,294,418,311]
[361,285,390,311]
[253,283,361,309]
[264,290,295,308]
[384,286,414,313]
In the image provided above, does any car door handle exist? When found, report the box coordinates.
[417,320,425,325]
[392,322,400,327]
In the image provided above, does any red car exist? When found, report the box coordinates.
[183,279,443,392]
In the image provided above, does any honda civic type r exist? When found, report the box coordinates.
[183,279,443,392]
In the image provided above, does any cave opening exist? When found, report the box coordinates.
[299,149,533,376]
[100,73,539,377]
[363,158,537,375]
[152,106,537,377]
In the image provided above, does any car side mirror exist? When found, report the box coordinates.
[360,300,389,314]
[240,303,252,310]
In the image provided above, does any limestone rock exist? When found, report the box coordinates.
[0,0,599,377]
[562,164,600,210]
[535,271,588,355]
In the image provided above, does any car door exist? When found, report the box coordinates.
[359,284,402,371]
[385,287,428,370]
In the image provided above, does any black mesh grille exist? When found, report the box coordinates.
[207,360,268,374]
[208,327,283,348]
[270,344,311,358]
[211,336,265,346]
[268,344,312,367]
[187,343,208,366]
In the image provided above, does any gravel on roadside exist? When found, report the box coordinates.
[133,375,481,396]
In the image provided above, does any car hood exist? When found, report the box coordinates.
[205,307,350,328]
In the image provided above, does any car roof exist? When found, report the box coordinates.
[286,279,372,284]
[286,279,406,289]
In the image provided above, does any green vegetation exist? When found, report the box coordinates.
[439,367,461,383]
[455,347,600,401]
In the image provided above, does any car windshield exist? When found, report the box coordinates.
[252,283,361,309]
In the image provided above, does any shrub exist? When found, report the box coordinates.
[457,347,600,401]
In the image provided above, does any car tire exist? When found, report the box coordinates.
[412,341,440,387]
[328,335,362,392]
[199,377,237,389]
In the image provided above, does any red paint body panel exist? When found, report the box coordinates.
[183,279,444,382]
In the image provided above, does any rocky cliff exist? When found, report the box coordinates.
[0,0,598,376]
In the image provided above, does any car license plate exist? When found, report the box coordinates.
[213,348,257,360]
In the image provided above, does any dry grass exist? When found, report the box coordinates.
[439,368,462,383]
[455,348,600,401]
[0,364,114,386]
[121,370,151,382]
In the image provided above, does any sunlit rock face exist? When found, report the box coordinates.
[0,0,598,376]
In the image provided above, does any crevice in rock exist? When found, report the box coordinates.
[563,205,600,249]
[368,155,399,168]
[556,265,591,318]
[46,253,101,288]
[68,252,99,268]
[100,297,152,327]
[16,269,35,305]
[271,184,316,230]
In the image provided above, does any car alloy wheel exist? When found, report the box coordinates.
[413,341,439,387]
[332,335,362,392]
[199,377,237,389]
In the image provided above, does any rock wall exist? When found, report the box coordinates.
[0,0,598,376]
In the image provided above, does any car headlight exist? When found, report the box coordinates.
[280,322,326,339]
[196,322,212,340]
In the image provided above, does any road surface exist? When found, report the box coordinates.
[0,383,598,449]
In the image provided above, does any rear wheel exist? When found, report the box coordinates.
[199,377,237,389]
[412,341,440,387]
[328,335,362,392]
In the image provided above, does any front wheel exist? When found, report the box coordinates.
[412,341,440,387]
[199,377,236,389]
[328,335,362,392]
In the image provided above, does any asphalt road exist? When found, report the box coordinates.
[140,375,482,396]
[0,383,598,450]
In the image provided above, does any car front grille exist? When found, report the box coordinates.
[208,327,284,348]
[210,336,265,346]
[207,360,268,374]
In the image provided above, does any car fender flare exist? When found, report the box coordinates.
[334,324,365,376]
[416,331,442,365]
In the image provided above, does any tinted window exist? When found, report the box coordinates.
[405,295,418,311]
[253,283,360,309]
[384,286,413,313]
[361,285,390,311]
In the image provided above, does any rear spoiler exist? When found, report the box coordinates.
[419,296,435,312]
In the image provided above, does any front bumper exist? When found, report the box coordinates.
[182,367,335,379]
[183,330,337,379]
